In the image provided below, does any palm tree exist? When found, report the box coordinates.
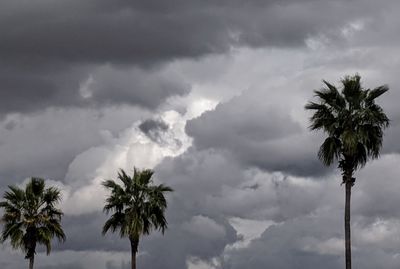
[0,178,66,269]
[305,74,389,269]
[102,168,173,269]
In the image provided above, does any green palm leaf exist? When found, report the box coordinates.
[0,177,66,268]
[305,74,389,170]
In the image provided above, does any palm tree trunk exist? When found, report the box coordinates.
[29,255,34,269]
[344,178,353,269]
[130,237,139,269]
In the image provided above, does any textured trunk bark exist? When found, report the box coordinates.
[29,255,34,269]
[130,237,139,269]
[131,247,136,269]
[26,227,36,269]
[344,178,353,269]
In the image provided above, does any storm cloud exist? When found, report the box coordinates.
[1,0,400,269]
[186,89,330,177]
[0,0,388,114]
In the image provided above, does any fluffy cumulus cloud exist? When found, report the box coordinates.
[1,0,400,269]
[222,156,400,269]
[186,89,328,177]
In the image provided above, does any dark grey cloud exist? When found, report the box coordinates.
[139,119,169,134]
[0,63,190,115]
[0,0,384,114]
[0,0,369,65]
[152,148,400,269]
[0,106,150,185]
[80,66,190,110]
[186,90,330,177]
[351,154,400,219]
[155,148,250,218]
[155,148,325,221]
[218,154,400,269]
[223,211,343,269]
[139,216,237,269]
[223,214,400,269]
[106,261,130,269]
[56,213,129,252]
[38,263,84,269]
[224,198,400,269]
[139,119,169,143]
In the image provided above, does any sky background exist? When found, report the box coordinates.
[1,0,400,268]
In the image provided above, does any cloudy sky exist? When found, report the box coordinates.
[1,0,400,268]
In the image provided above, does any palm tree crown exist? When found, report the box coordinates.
[102,168,173,239]
[305,74,389,177]
[0,178,66,267]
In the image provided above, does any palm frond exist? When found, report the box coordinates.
[3,186,25,207]
[306,74,389,178]
[341,74,362,107]
[357,142,368,168]
[43,187,62,205]
[102,168,172,242]
[118,169,132,189]
[366,85,389,103]
[307,104,336,133]
[28,178,46,197]
[137,169,154,185]
[318,137,342,165]
[0,177,65,257]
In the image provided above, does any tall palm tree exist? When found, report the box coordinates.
[0,178,66,269]
[305,74,389,269]
[102,168,173,269]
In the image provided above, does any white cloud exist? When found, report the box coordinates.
[187,256,221,269]
[57,98,216,215]
[227,217,276,249]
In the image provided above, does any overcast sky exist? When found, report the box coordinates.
[1,1,400,268]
